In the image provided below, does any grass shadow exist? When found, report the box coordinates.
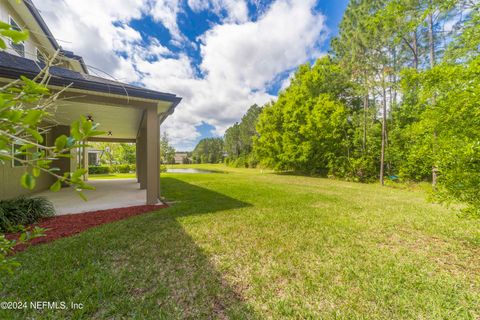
[160,176,250,216]
[0,178,257,319]
[164,168,229,174]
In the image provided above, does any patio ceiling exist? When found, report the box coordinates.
[48,100,144,140]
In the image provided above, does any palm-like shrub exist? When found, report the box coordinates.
[0,197,55,232]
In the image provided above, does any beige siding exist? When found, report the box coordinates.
[0,1,81,71]
[0,164,54,200]
[0,125,71,200]
[0,0,44,61]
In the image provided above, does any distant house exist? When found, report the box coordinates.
[0,0,182,205]
[87,149,103,166]
[174,152,189,164]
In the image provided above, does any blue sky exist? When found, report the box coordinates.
[37,0,349,150]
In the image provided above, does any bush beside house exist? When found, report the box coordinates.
[0,197,55,232]
[88,164,136,175]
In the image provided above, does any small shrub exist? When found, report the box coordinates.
[346,157,378,183]
[88,166,111,174]
[116,164,131,173]
[247,154,259,168]
[0,197,55,232]
[109,164,135,173]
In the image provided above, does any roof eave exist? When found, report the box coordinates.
[23,0,60,50]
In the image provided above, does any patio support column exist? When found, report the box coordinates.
[146,107,160,205]
[138,127,147,190]
[135,138,139,182]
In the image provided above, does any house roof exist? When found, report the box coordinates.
[24,0,89,73]
[0,51,182,104]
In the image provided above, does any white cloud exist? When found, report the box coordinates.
[159,0,326,146]
[200,0,324,90]
[34,0,146,79]
[188,0,249,23]
[33,0,327,150]
[149,0,185,43]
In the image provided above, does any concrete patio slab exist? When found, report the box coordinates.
[35,179,153,215]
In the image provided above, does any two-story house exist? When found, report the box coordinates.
[0,0,182,206]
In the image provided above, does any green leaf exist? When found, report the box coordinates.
[32,167,40,177]
[38,160,53,168]
[87,130,105,138]
[66,136,76,148]
[54,135,68,151]
[72,168,87,180]
[50,180,62,192]
[18,144,34,151]
[23,110,44,125]
[80,183,96,191]
[76,191,87,201]
[0,21,11,30]
[21,172,36,190]
[7,109,22,122]
[82,118,93,135]
[18,232,27,242]
[70,119,82,140]
[0,29,29,43]
[26,128,44,143]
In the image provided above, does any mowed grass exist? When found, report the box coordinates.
[89,173,136,180]
[1,165,480,319]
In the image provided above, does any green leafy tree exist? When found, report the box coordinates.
[224,104,263,167]
[118,143,136,164]
[254,0,479,215]
[255,57,354,175]
[224,123,241,158]
[401,57,480,214]
[91,142,136,166]
[444,2,480,62]
[192,138,224,164]
[160,132,175,164]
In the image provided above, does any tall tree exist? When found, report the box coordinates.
[253,0,480,213]
[255,57,354,175]
[224,104,263,167]
[192,138,224,164]
[160,132,175,164]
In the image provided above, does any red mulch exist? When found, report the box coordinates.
[6,204,168,253]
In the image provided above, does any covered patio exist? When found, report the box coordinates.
[0,52,182,209]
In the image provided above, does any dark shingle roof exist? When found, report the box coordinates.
[0,51,182,104]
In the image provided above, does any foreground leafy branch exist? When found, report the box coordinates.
[0,16,103,277]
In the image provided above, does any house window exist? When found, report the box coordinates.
[9,16,25,57]
[12,143,27,167]
[36,48,46,64]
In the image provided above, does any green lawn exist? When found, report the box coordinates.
[2,165,480,319]
[89,173,136,180]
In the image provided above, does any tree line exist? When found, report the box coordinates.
[191,0,479,215]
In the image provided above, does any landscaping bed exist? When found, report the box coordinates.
[6,204,167,252]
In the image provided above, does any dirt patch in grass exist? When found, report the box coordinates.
[6,204,168,252]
